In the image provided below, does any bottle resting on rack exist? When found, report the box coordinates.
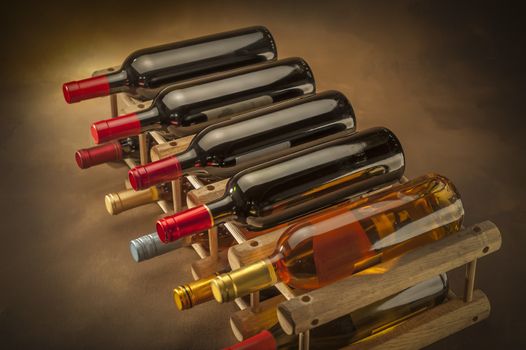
[129,229,235,263]
[90,57,315,144]
[156,127,405,243]
[210,173,463,302]
[128,90,356,190]
[63,26,277,103]
[225,274,448,350]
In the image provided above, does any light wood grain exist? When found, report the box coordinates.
[227,230,284,269]
[230,295,287,341]
[187,179,228,206]
[116,91,152,115]
[345,290,490,350]
[277,221,501,335]
[190,249,229,280]
[150,135,195,161]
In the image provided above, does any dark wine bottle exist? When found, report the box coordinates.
[224,275,448,350]
[128,90,356,190]
[90,58,315,144]
[156,128,405,243]
[75,137,141,169]
[63,26,277,103]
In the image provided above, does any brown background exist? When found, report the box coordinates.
[0,0,524,349]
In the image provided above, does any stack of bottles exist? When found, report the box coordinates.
[64,26,464,350]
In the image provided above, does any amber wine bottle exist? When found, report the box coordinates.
[128,91,356,190]
[210,173,463,302]
[63,26,277,103]
[90,58,315,144]
[225,274,448,350]
[156,128,405,243]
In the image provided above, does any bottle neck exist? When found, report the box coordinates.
[210,259,279,303]
[128,148,198,191]
[106,70,129,92]
[207,195,236,224]
[176,148,199,170]
[118,137,139,155]
[91,107,161,144]
[62,70,128,103]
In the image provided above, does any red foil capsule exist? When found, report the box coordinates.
[128,157,182,190]
[75,142,123,169]
[156,205,213,243]
[223,330,276,350]
[91,113,141,144]
[62,75,110,104]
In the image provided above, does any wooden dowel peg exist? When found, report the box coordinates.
[250,291,261,313]
[138,133,148,165]
[172,179,184,213]
[299,330,310,350]
[110,94,118,117]
[209,226,219,260]
[464,259,477,303]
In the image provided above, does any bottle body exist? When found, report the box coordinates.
[128,90,356,190]
[211,173,463,302]
[156,128,405,243]
[63,26,277,103]
[91,58,316,144]
[228,274,448,350]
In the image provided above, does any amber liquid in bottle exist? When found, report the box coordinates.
[211,173,463,302]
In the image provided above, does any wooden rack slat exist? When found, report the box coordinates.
[228,230,283,269]
[344,290,490,350]
[276,221,501,335]
[230,295,287,341]
[150,135,194,161]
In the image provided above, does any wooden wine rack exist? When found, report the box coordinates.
[100,76,502,349]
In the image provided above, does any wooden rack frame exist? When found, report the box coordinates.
[103,85,501,350]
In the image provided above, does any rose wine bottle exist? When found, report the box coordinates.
[90,58,315,144]
[104,185,172,215]
[224,275,448,350]
[128,90,356,190]
[210,173,463,302]
[156,128,405,243]
[63,26,277,103]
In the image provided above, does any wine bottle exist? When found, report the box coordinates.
[130,229,235,263]
[156,128,405,243]
[104,185,172,215]
[128,90,356,190]
[90,57,315,144]
[75,137,142,169]
[62,26,277,103]
[224,275,448,350]
[210,173,463,302]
